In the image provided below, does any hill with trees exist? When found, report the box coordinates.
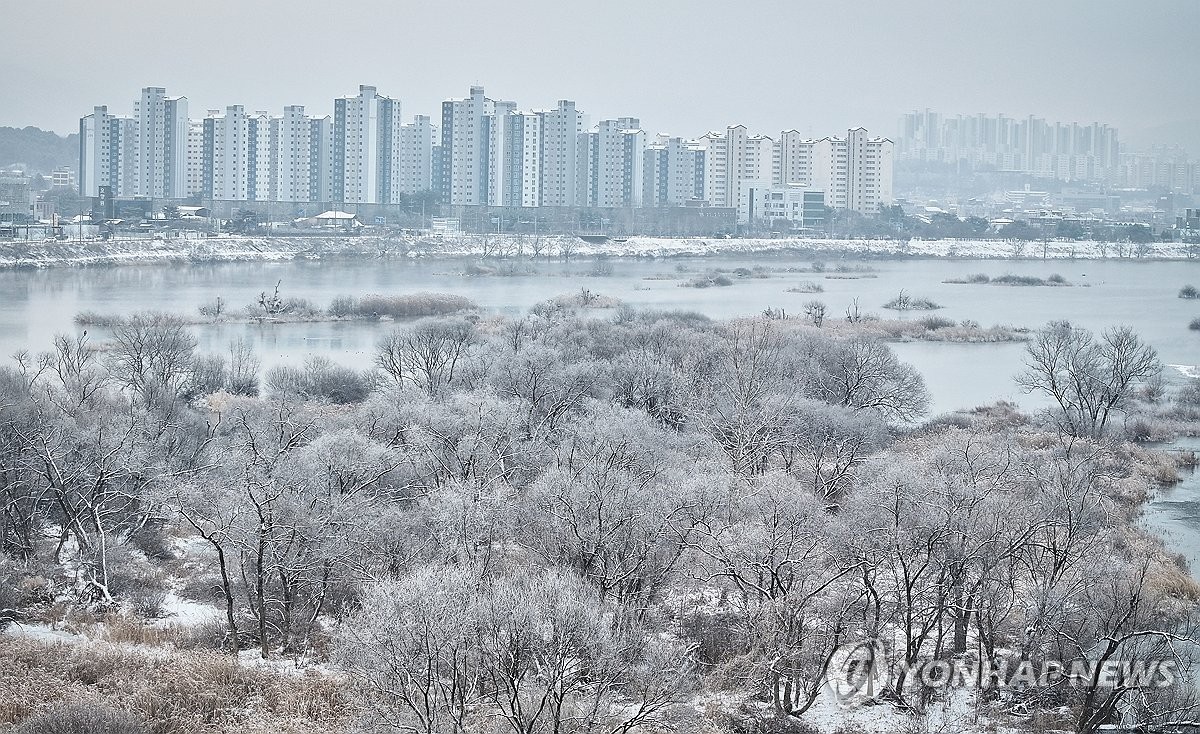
[0,125,77,173]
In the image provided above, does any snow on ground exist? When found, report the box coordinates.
[3,621,92,644]
[151,592,222,628]
[0,234,1194,269]
[693,687,1044,734]
[1170,364,1200,379]
[800,686,1009,734]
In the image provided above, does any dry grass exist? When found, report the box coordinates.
[0,636,350,734]
[791,317,1029,343]
[350,292,475,319]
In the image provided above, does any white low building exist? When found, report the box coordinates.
[738,181,825,228]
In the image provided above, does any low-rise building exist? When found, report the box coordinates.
[738,181,825,228]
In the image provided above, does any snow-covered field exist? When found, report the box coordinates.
[0,233,1193,269]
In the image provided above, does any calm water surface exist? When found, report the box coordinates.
[4,255,1199,413]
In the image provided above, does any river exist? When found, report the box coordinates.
[4,256,1200,412]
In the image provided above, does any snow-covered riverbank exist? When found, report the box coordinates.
[0,233,1193,269]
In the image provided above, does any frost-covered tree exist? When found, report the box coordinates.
[1018,320,1161,437]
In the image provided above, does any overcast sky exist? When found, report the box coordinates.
[4,0,1197,142]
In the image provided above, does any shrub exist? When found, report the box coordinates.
[0,558,24,627]
[127,519,175,561]
[196,297,227,318]
[918,316,957,330]
[1180,284,1200,299]
[102,545,169,618]
[883,292,942,310]
[1047,273,1067,284]
[265,356,372,404]
[171,620,228,652]
[719,706,820,734]
[226,373,259,397]
[992,274,1045,286]
[12,701,147,734]
[588,257,614,277]
[326,295,358,317]
[281,297,319,317]
[353,292,475,319]
[186,354,227,398]
[680,271,734,288]
[945,273,989,284]
[786,281,824,293]
[638,309,712,326]
[681,611,743,666]
[1125,417,1158,443]
[1177,379,1200,406]
[1190,317,1200,331]
[73,311,126,327]
[246,294,321,319]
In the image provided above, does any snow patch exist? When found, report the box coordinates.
[1169,364,1200,379]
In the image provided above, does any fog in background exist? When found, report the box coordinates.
[4,0,1198,148]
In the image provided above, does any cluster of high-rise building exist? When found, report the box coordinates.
[897,110,1200,195]
[1119,145,1199,194]
[80,85,895,219]
[897,110,1122,183]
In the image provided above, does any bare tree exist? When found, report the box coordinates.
[106,312,198,403]
[693,472,862,717]
[1018,321,1161,437]
[845,297,865,323]
[558,238,577,262]
[375,317,477,395]
[803,300,827,327]
[336,566,485,734]
[811,336,930,422]
[39,331,108,407]
[520,405,718,613]
[478,568,690,734]
[338,567,691,734]
[777,399,888,502]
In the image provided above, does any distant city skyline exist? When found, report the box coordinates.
[4,0,1197,146]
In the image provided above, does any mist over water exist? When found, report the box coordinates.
[4,255,1200,414]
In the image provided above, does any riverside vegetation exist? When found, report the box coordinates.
[0,298,1197,734]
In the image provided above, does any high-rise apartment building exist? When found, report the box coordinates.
[579,118,644,208]
[183,120,205,198]
[642,136,706,207]
[499,111,542,208]
[204,106,250,201]
[79,105,118,198]
[440,86,495,206]
[333,85,403,204]
[274,106,312,203]
[398,115,435,195]
[691,126,774,208]
[766,128,893,214]
[132,87,189,199]
[538,100,585,208]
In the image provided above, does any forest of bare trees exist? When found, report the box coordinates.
[0,304,1195,734]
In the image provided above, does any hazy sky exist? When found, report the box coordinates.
[4,0,1197,141]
